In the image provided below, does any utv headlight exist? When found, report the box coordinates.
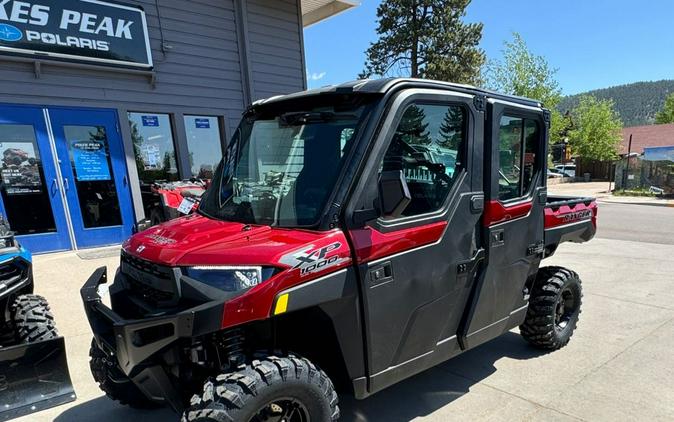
[183,266,275,292]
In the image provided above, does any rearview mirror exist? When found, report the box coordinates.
[378,170,411,219]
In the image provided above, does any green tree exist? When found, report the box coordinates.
[568,96,623,161]
[438,107,464,150]
[486,33,566,149]
[360,0,485,85]
[398,105,431,145]
[655,92,674,124]
[486,33,561,107]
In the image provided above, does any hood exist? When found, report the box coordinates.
[123,214,348,269]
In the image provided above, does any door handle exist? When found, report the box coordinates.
[369,262,393,287]
[63,178,69,191]
[123,175,128,187]
[50,179,58,196]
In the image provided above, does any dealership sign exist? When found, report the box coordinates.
[0,0,152,68]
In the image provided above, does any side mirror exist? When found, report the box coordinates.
[378,170,411,219]
[134,219,152,233]
[351,170,412,227]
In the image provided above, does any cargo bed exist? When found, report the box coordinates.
[543,195,597,257]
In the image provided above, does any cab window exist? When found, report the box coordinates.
[498,116,541,201]
[379,103,467,218]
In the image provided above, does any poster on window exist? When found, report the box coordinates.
[72,140,112,181]
[140,144,161,169]
[0,141,43,195]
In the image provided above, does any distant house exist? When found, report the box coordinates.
[577,123,674,180]
[620,123,674,155]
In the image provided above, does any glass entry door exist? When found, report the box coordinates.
[49,108,134,249]
[0,105,72,252]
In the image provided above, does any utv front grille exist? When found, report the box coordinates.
[120,252,179,307]
[125,276,175,305]
[0,258,28,293]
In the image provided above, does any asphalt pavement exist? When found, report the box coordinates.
[595,202,674,245]
[14,196,674,422]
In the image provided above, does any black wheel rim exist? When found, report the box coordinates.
[250,397,310,422]
[555,287,577,330]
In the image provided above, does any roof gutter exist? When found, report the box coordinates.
[302,0,359,27]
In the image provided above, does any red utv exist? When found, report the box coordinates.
[81,79,597,421]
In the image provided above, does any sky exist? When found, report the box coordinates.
[303,0,674,95]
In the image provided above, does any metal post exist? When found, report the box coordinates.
[622,134,633,190]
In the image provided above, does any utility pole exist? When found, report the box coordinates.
[622,134,633,190]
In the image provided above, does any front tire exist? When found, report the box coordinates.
[520,266,583,350]
[183,355,340,422]
[11,294,58,343]
[89,339,159,409]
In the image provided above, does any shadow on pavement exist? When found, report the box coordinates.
[54,396,175,422]
[339,332,545,422]
[56,333,543,422]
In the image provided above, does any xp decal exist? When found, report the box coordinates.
[280,242,348,276]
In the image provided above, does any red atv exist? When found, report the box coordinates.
[81,79,597,421]
[141,179,209,226]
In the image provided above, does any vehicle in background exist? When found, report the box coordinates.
[555,163,576,178]
[140,179,209,226]
[548,169,564,178]
[0,217,74,420]
[82,79,597,421]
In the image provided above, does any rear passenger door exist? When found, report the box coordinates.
[461,100,547,349]
[346,89,485,395]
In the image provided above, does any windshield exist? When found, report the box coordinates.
[199,97,374,227]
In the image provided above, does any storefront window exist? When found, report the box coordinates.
[0,124,57,235]
[184,116,223,179]
[128,113,179,183]
[64,125,123,228]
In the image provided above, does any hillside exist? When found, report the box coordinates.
[558,80,674,127]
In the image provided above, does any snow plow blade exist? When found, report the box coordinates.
[0,336,75,421]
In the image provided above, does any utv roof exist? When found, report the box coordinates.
[252,78,544,109]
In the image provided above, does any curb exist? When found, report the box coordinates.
[597,198,674,208]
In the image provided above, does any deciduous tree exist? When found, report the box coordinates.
[568,96,623,162]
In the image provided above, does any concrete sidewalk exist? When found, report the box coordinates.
[549,181,674,207]
[12,236,674,421]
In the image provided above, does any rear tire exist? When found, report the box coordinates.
[182,355,340,422]
[520,266,582,350]
[11,294,58,343]
[89,339,159,409]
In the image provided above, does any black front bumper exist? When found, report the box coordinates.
[0,255,33,306]
[80,267,226,411]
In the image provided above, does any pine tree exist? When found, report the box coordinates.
[655,92,674,124]
[360,0,485,85]
[438,107,464,150]
[398,105,431,145]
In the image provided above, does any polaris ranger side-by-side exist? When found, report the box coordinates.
[81,79,597,421]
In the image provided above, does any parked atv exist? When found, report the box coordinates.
[140,179,209,226]
[0,218,75,420]
[81,79,597,421]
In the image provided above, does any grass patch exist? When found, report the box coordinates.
[613,188,658,197]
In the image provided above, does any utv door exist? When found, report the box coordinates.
[345,89,485,396]
[461,100,547,349]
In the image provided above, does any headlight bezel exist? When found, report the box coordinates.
[182,265,276,293]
